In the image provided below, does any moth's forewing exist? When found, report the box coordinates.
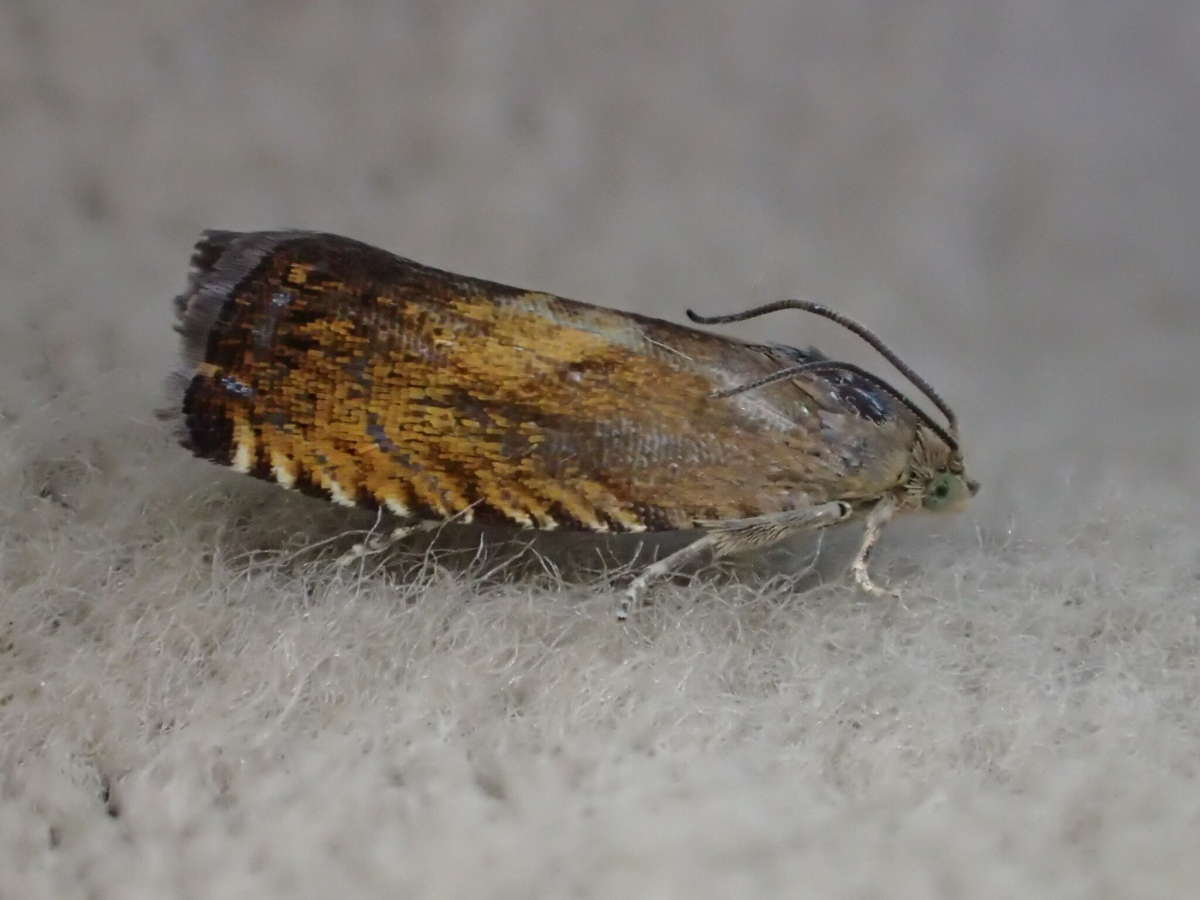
[176,232,916,533]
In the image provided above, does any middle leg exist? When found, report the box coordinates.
[336,520,442,567]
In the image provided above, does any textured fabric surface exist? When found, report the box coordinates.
[2,2,1198,897]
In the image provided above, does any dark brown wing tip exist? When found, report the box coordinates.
[165,229,316,434]
[174,230,294,367]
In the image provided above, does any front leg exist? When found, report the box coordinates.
[850,494,898,597]
[618,500,853,619]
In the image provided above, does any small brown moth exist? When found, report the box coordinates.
[171,231,977,618]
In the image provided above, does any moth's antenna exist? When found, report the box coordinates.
[713,360,958,453]
[687,300,958,438]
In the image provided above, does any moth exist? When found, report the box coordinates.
[171,230,977,618]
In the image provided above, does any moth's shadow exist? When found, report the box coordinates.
[333,523,856,597]
[197,479,859,595]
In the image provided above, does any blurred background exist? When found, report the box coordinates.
[2,0,1197,520]
[3,5,1200,894]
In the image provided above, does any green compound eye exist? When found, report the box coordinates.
[924,473,969,510]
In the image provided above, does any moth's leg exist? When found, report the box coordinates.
[618,533,719,620]
[336,520,441,567]
[850,495,898,597]
[618,501,852,620]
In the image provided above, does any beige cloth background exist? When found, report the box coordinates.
[2,2,1198,897]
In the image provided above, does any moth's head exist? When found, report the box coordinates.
[906,426,979,513]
